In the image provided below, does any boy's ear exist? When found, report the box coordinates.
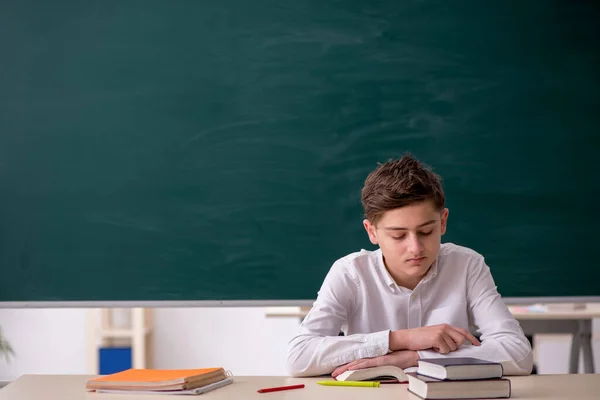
[363,219,379,245]
[440,208,449,235]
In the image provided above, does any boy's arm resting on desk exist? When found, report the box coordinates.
[417,258,534,376]
[286,261,390,377]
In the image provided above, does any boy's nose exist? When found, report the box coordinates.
[407,234,423,254]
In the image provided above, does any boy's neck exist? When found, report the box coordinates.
[383,257,431,291]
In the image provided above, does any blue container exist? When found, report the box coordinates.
[99,347,132,375]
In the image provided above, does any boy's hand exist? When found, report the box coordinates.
[331,350,419,378]
[391,324,480,353]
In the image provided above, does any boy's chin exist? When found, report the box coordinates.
[403,264,432,276]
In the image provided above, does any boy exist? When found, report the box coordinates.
[286,155,533,377]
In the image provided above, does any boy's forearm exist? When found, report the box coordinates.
[389,329,409,351]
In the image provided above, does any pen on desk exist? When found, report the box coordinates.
[317,380,380,387]
[257,384,305,393]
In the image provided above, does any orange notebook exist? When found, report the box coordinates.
[86,368,226,391]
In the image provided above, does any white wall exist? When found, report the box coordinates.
[151,308,299,375]
[0,309,87,381]
[0,308,599,381]
[0,307,299,381]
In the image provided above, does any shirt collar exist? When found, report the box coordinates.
[376,249,397,288]
[421,255,439,283]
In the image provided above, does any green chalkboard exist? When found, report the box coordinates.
[1,1,599,303]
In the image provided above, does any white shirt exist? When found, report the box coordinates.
[286,242,533,377]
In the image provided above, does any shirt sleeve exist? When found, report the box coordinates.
[417,255,533,376]
[285,260,391,377]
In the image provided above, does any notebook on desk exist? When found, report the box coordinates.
[94,377,234,395]
[86,368,232,394]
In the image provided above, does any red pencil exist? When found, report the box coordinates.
[257,384,305,393]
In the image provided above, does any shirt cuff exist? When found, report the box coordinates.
[355,329,390,360]
[322,330,391,368]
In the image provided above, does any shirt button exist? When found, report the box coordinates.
[411,294,416,300]
[376,349,383,356]
[349,355,355,361]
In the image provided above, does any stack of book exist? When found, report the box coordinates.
[85,367,233,395]
[407,357,510,399]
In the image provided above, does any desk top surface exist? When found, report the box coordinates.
[266,303,600,320]
[508,303,600,319]
[1,374,599,400]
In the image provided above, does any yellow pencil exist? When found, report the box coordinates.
[316,381,380,387]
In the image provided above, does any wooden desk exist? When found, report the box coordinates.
[1,374,599,400]
[508,304,600,374]
[267,303,600,374]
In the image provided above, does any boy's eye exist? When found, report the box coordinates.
[391,230,433,240]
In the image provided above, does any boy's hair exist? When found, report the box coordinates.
[361,154,445,225]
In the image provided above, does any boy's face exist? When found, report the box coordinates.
[363,200,448,280]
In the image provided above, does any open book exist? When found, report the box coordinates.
[335,365,408,383]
